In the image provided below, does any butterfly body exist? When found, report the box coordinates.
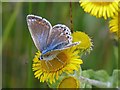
[27,15,80,61]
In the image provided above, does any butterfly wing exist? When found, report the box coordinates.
[27,15,52,52]
[48,24,72,45]
[42,24,80,55]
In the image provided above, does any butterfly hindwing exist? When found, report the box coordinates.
[44,24,73,53]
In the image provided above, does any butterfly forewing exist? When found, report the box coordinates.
[27,15,52,52]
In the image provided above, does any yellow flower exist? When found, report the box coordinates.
[58,77,80,88]
[79,0,119,19]
[109,13,120,38]
[32,47,83,84]
[72,31,93,53]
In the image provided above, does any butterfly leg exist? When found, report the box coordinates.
[55,56,64,64]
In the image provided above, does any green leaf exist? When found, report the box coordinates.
[81,69,111,88]
[93,70,110,82]
[85,69,95,79]
[82,69,95,78]
[82,69,110,82]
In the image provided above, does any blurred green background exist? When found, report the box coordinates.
[2,2,118,88]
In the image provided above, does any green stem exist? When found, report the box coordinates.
[79,76,111,88]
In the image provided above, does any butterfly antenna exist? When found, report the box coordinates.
[70,1,74,33]
[55,56,64,64]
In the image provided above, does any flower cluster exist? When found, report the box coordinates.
[79,0,119,38]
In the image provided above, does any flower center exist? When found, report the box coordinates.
[58,77,79,88]
[41,51,68,72]
[91,1,111,5]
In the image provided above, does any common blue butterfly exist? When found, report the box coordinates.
[27,15,80,61]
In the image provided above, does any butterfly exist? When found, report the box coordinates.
[27,15,80,61]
